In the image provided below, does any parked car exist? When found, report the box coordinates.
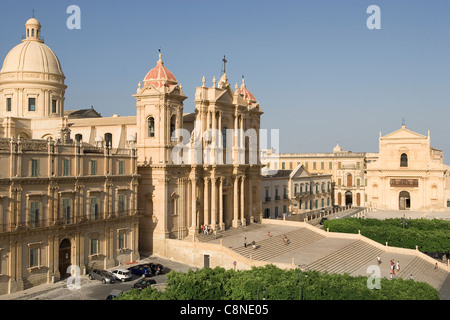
[110,268,132,282]
[148,263,164,275]
[89,269,116,284]
[132,278,156,290]
[106,289,123,300]
[128,264,151,277]
[319,217,328,225]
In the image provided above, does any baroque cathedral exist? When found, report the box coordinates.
[0,17,263,294]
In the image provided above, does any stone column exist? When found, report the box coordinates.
[189,171,197,236]
[232,176,240,228]
[219,177,224,230]
[203,177,210,226]
[248,177,253,223]
[240,176,246,226]
[211,176,217,230]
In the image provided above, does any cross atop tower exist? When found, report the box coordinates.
[32,9,35,18]
[222,55,227,74]
[402,117,406,128]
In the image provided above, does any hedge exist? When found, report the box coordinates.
[323,218,450,254]
[117,265,439,300]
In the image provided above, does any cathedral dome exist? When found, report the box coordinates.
[0,18,64,80]
[142,53,177,89]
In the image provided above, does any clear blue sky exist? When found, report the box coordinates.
[1,0,450,158]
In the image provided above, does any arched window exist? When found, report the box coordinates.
[400,153,408,167]
[31,29,34,37]
[346,173,353,187]
[148,117,155,137]
[104,133,112,147]
[170,115,176,140]
[75,134,82,143]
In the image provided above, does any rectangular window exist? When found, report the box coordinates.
[357,179,361,187]
[63,159,70,176]
[118,161,124,175]
[283,205,287,213]
[313,162,316,170]
[289,162,293,169]
[321,162,324,170]
[118,194,125,215]
[31,159,39,177]
[305,162,308,169]
[6,98,11,112]
[30,201,40,228]
[52,100,57,113]
[90,197,98,220]
[91,160,97,175]
[338,162,341,170]
[338,178,342,186]
[28,98,36,112]
[329,162,332,170]
[356,162,360,170]
[62,198,71,224]
[29,248,39,268]
[90,238,98,255]
[321,198,324,208]
[118,232,126,250]
[281,162,285,170]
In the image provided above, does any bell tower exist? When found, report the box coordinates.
[134,53,187,165]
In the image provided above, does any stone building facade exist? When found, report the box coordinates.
[366,125,450,211]
[0,17,264,294]
[262,164,332,218]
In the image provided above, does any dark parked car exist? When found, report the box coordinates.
[319,217,328,225]
[128,264,152,277]
[88,269,116,284]
[132,278,156,290]
[148,263,164,275]
[106,289,123,300]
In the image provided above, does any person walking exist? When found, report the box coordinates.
[244,237,247,248]
[252,240,256,250]
[396,261,400,273]
[377,256,381,265]
[435,263,438,272]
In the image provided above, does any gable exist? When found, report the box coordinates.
[290,164,311,179]
[381,127,427,141]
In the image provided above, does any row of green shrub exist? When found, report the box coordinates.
[118,265,440,300]
[322,218,450,254]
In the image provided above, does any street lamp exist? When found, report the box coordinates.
[401,214,407,229]
[257,284,267,300]
[298,264,308,300]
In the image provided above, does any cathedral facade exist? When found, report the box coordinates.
[0,17,263,294]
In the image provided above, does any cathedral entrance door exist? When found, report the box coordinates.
[345,191,353,206]
[59,239,71,279]
[399,191,411,210]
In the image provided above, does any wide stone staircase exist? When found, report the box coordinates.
[397,257,448,289]
[232,228,325,261]
[306,240,384,274]
[195,222,449,297]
